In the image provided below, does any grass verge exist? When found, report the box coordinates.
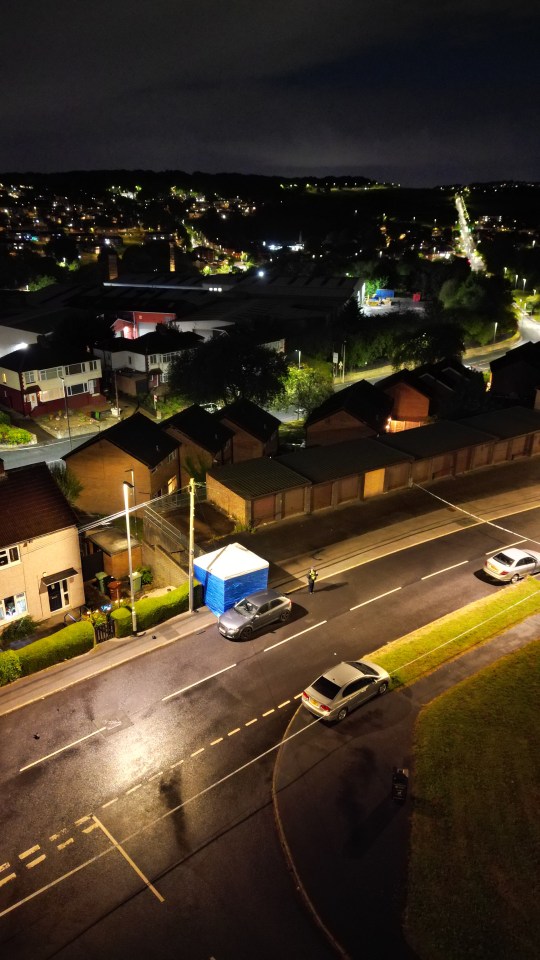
[405,638,540,959]
[373,577,540,685]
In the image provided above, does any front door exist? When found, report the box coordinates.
[47,578,69,613]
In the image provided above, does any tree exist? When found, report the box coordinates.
[168,334,289,407]
[389,324,465,370]
[280,366,334,418]
[49,464,83,506]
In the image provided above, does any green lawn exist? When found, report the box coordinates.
[361,578,540,958]
[405,638,540,959]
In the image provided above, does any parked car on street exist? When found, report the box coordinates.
[217,588,292,640]
[483,548,540,583]
[302,659,390,722]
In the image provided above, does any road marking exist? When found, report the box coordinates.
[262,709,275,717]
[421,560,469,580]
[227,728,240,737]
[210,737,223,746]
[19,845,40,860]
[75,816,91,826]
[26,855,46,869]
[485,539,526,554]
[82,822,99,834]
[350,587,401,611]
[126,784,142,796]
[245,718,257,726]
[170,759,184,769]
[293,693,302,699]
[191,747,205,757]
[161,663,237,702]
[20,728,107,772]
[57,838,74,850]
[101,797,118,808]
[264,620,327,652]
[0,862,10,873]
[0,873,16,888]
[92,816,164,904]
[148,771,163,782]
[278,700,291,709]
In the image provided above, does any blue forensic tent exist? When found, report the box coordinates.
[373,288,395,300]
[194,542,269,616]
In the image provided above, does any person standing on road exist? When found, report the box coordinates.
[307,567,318,593]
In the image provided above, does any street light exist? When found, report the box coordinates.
[123,481,138,636]
[515,274,518,289]
[493,321,498,344]
[59,376,73,450]
[522,278,527,291]
[296,349,301,369]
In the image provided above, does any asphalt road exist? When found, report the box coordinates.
[1,504,540,958]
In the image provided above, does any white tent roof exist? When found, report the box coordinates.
[194,542,269,579]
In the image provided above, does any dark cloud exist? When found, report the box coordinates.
[0,1,538,184]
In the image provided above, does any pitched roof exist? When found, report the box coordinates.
[64,412,179,468]
[277,437,411,483]
[459,405,540,439]
[376,420,496,459]
[217,397,280,442]
[0,461,78,548]
[114,329,203,355]
[162,405,233,454]
[490,341,540,372]
[377,368,431,398]
[0,341,96,373]
[305,379,393,430]
[207,458,307,499]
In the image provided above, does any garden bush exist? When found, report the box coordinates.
[17,621,95,676]
[0,650,22,686]
[0,615,37,648]
[110,582,203,636]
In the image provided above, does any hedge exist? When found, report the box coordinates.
[0,650,22,686]
[17,621,95,676]
[111,581,203,637]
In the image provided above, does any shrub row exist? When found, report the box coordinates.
[110,581,203,638]
[0,650,23,686]
[0,621,95,684]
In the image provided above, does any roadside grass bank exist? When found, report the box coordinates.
[373,578,540,686]
[405,638,540,959]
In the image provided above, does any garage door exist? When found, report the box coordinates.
[385,462,409,491]
[363,469,385,499]
[252,495,276,525]
[336,475,359,504]
[312,482,332,511]
[282,487,305,518]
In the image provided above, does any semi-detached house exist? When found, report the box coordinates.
[0,342,103,418]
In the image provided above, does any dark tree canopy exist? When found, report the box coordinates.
[168,333,289,407]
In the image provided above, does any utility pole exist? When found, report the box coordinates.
[342,342,346,383]
[188,477,195,613]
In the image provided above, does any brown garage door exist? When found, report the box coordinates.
[282,487,305,518]
[431,453,454,479]
[336,475,359,504]
[312,482,332,511]
[385,462,410,491]
[252,494,276,525]
[363,469,385,499]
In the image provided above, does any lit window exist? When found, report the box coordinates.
[0,545,20,567]
[0,591,27,621]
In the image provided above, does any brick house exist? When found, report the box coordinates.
[162,405,233,485]
[305,379,393,446]
[64,412,180,515]
[0,341,103,418]
[216,398,280,461]
[490,341,540,405]
[0,460,85,631]
[94,327,203,398]
[377,369,432,431]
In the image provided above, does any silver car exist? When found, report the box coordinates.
[483,547,540,583]
[217,588,292,640]
[302,659,390,722]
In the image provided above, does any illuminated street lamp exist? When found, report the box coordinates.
[493,321,498,344]
[123,480,138,636]
[296,349,301,369]
[59,375,73,450]
[514,274,518,288]
[522,278,527,291]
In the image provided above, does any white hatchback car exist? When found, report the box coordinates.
[483,548,540,584]
[302,659,390,723]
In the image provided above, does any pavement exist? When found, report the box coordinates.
[1,455,540,957]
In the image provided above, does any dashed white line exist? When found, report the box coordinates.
[170,759,184,769]
[101,797,118,809]
[0,873,15,888]
[148,771,163,782]
[191,747,205,758]
[350,587,401,611]
[210,737,223,746]
[264,620,327,652]
[161,663,237,702]
[126,784,142,796]
[75,816,91,826]
[485,539,525,554]
[19,728,108,773]
[278,700,291,709]
[262,709,275,717]
[227,728,240,737]
[26,855,46,869]
[57,838,74,851]
[244,718,257,727]
[0,862,10,873]
[421,560,469,580]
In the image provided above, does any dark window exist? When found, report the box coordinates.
[312,676,341,700]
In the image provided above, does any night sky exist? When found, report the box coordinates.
[1,1,538,186]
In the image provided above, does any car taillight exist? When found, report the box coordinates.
[302,691,308,699]
[320,704,330,712]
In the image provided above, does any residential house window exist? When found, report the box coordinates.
[167,475,178,494]
[66,382,87,396]
[65,363,83,376]
[22,371,37,386]
[87,360,98,372]
[47,578,70,613]
[39,366,63,380]
[149,355,157,365]
[0,591,27,621]
[166,451,176,463]
[0,545,20,567]
[2,373,6,383]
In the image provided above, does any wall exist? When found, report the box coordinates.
[306,410,375,447]
[206,475,249,525]
[384,382,429,422]
[66,440,179,514]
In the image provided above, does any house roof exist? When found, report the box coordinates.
[0,341,96,373]
[459,406,540,439]
[64,412,179,468]
[376,420,496,459]
[162,404,233,454]
[305,379,393,430]
[217,397,280,442]
[377,368,431,398]
[113,329,203,355]
[490,341,540,372]
[207,457,308,499]
[0,461,78,548]
[277,437,412,483]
